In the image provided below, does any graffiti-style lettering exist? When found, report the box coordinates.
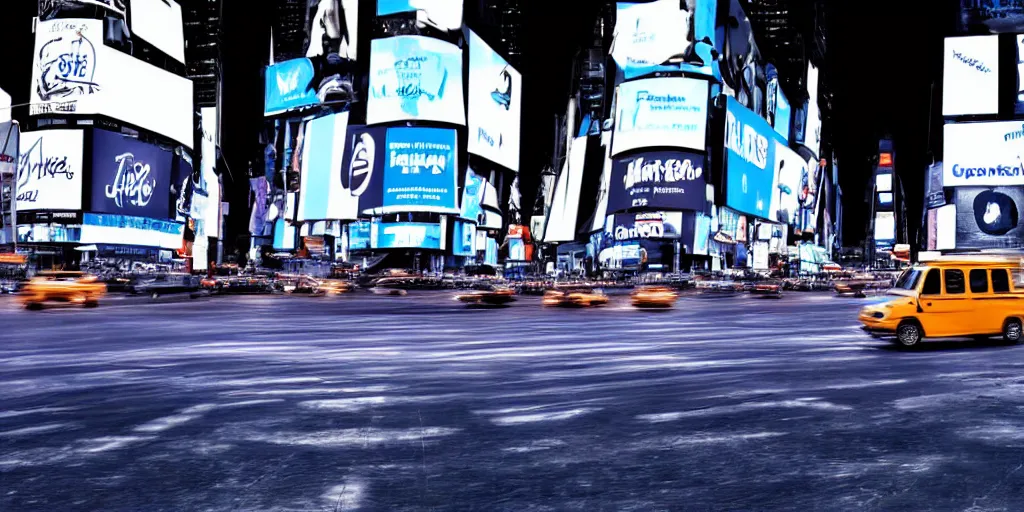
[106,153,157,208]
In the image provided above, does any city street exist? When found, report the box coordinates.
[2,291,1024,510]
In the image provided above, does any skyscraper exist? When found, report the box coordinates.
[181,0,223,108]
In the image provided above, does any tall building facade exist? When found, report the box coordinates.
[182,0,223,108]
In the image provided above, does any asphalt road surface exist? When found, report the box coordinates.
[3,291,1024,511]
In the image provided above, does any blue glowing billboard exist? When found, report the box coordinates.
[612,0,719,79]
[461,167,485,224]
[368,36,465,125]
[724,96,778,219]
[90,129,173,220]
[264,58,318,116]
[349,220,371,250]
[371,221,443,250]
[452,220,476,256]
[383,127,459,214]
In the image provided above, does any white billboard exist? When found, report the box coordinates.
[17,129,84,211]
[802,62,821,156]
[467,30,522,172]
[943,121,1024,186]
[544,136,588,243]
[874,211,895,241]
[613,77,708,155]
[30,18,195,149]
[130,0,185,64]
[200,107,220,239]
[367,36,465,125]
[943,36,999,116]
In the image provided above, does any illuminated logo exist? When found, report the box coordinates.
[36,21,99,103]
[105,152,157,208]
[346,132,376,196]
[725,109,768,170]
[490,68,512,111]
[17,134,75,204]
[623,156,702,189]
[276,67,300,95]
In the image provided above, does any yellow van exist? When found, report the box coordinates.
[859,256,1024,347]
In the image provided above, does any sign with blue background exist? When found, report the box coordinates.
[460,167,485,223]
[452,220,476,256]
[368,36,466,125]
[774,88,791,142]
[377,0,416,15]
[383,127,458,213]
[724,96,778,219]
[613,77,709,155]
[349,220,371,250]
[264,58,318,116]
[372,221,443,250]
[90,129,173,220]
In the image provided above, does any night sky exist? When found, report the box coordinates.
[0,0,956,251]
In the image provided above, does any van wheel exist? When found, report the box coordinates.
[896,321,922,347]
[1003,318,1023,344]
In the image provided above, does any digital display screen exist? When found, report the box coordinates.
[943,35,999,116]
[613,77,709,155]
[368,36,465,125]
[467,30,521,172]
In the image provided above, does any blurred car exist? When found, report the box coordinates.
[455,287,517,306]
[128,273,199,297]
[320,279,354,296]
[631,286,678,308]
[371,287,407,296]
[278,275,324,296]
[19,271,106,310]
[542,288,609,307]
[750,282,783,298]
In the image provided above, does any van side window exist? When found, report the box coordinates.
[922,269,941,295]
[992,269,1011,293]
[970,269,989,294]
[945,269,966,294]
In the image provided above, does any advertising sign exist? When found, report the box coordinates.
[775,88,791,141]
[942,36,999,116]
[607,150,706,212]
[605,211,687,241]
[452,220,476,256]
[874,211,896,242]
[371,221,443,250]
[80,213,184,249]
[802,62,821,157]
[876,172,893,192]
[340,125,386,215]
[368,36,465,125]
[943,121,1024,186]
[544,136,588,243]
[1016,35,1024,115]
[461,167,485,224]
[724,96,778,219]
[16,129,83,212]
[30,18,194,149]
[467,30,522,172]
[937,203,957,250]
[376,0,463,30]
[960,3,1024,34]
[382,127,458,213]
[611,0,690,79]
[955,187,1024,249]
[349,220,371,250]
[925,161,945,208]
[298,112,361,221]
[264,58,319,116]
[90,129,173,219]
[772,140,801,225]
[129,0,186,64]
[613,77,708,155]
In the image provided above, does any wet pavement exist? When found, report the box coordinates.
[2,291,1024,510]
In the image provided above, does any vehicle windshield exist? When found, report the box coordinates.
[892,268,922,291]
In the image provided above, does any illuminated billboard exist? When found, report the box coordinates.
[17,129,84,212]
[368,36,465,125]
[724,96,778,219]
[467,30,522,172]
[943,36,999,116]
[612,76,708,155]
[943,121,1024,186]
[264,58,319,116]
[382,127,459,214]
[90,129,173,220]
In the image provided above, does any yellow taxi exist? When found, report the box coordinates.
[859,256,1024,347]
[19,271,107,310]
[631,286,678,308]
[542,287,609,307]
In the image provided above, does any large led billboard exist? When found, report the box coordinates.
[802,62,821,157]
[129,0,185,64]
[451,220,476,256]
[17,129,84,211]
[544,136,588,243]
[607,150,706,212]
[943,121,1024,186]
[80,213,184,249]
[955,187,1024,249]
[612,76,708,156]
[90,129,173,220]
[874,211,896,242]
[371,221,443,250]
[467,30,522,172]
[382,127,459,213]
[460,167,485,224]
[774,87,791,142]
[264,58,319,116]
[298,112,361,221]
[724,96,778,219]
[340,125,386,215]
[368,36,465,125]
[30,19,194,149]
[772,140,802,226]
[611,0,716,79]
[376,0,463,30]
[943,36,999,116]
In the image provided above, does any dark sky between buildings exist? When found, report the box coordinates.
[0,0,956,248]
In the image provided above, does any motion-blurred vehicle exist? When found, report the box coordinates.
[859,256,1024,347]
[278,275,324,296]
[750,282,783,298]
[455,287,517,306]
[19,271,106,310]
[128,273,199,297]
[320,279,353,296]
[834,281,868,298]
[371,286,407,296]
[631,286,678,308]
[542,288,609,307]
